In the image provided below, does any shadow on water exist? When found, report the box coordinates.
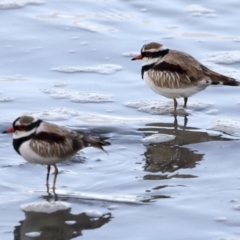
[13,201,112,240]
[139,116,232,180]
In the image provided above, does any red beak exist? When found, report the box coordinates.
[131,54,142,60]
[2,127,14,134]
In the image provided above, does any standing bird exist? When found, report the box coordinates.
[3,116,110,189]
[132,42,239,112]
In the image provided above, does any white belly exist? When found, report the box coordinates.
[19,140,74,165]
[143,72,209,99]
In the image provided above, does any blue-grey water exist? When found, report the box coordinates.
[1,0,240,239]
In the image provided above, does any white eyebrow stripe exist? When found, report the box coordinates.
[143,45,166,52]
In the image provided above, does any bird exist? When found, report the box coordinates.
[132,42,239,112]
[2,115,110,189]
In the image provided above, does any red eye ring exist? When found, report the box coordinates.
[18,125,26,131]
[145,52,152,57]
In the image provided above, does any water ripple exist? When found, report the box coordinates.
[210,118,240,137]
[23,107,83,121]
[0,0,44,9]
[205,51,240,64]
[125,99,213,115]
[52,64,122,74]
[40,88,114,102]
[187,4,216,18]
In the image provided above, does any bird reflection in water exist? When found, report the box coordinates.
[140,115,231,180]
[13,198,112,240]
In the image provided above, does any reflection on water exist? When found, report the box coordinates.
[144,144,203,173]
[140,116,231,179]
[13,201,112,240]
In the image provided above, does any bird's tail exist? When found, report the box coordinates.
[201,64,240,86]
[83,135,110,153]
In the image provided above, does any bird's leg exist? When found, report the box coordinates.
[184,115,188,129]
[46,165,51,187]
[173,98,178,113]
[173,114,178,132]
[52,164,59,190]
[183,97,188,108]
[46,184,50,194]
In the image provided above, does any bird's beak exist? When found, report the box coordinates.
[2,127,14,134]
[131,54,142,61]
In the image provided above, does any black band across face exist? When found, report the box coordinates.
[141,49,169,58]
[13,119,42,132]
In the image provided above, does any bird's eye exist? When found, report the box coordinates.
[18,125,26,131]
[145,52,152,57]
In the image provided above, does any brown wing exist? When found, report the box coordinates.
[29,122,110,158]
[29,122,85,159]
[148,50,207,89]
[150,50,239,87]
[161,50,203,75]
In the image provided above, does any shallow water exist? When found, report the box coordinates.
[1,0,240,239]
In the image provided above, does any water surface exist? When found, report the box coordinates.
[1,0,240,239]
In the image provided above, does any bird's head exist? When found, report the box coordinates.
[132,42,168,65]
[3,115,42,139]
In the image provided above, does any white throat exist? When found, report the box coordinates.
[142,57,159,66]
[13,127,36,139]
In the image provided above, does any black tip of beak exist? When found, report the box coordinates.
[2,131,7,134]
[131,57,136,61]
